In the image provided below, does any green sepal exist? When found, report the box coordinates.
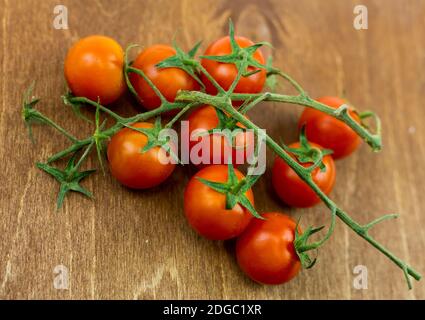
[227,160,238,185]
[293,219,325,269]
[21,83,53,143]
[36,154,96,209]
[21,87,41,142]
[124,117,181,164]
[213,108,248,149]
[294,208,337,270]
[22,84,78,144]
[282,125,333,172]
[200,19,268,79]
[196,177,229,193]
[196,162,263,219]
[238,194,262,220]
[155,40,204,89]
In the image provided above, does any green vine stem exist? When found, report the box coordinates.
[175,89,420,288]
[45,102,189,164]
[187,91,382,152]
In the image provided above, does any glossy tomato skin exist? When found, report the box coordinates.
[298,96,362,159]
[272,142,336,208]
[187,105,254,167]
[184,165,254,240]
[130,45,200,111]
[64,35,125,105]
[107,122,175,189]
[236,212,301,285]
[201,36,266,95]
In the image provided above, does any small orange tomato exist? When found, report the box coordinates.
[64,35,125,105]
[130,45,200,111]
[201,36,266,95]
[184,165,254,240]
[107,122,175,189]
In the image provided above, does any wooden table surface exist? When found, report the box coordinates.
[1,0,424,300]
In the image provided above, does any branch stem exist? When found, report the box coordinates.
[181,91,382,151]
[175,89,420,287]
[40,115,79,143]
[68,97,125,122]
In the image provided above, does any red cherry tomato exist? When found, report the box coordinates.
[201,36,266,96]
[64,35,125,105]
[184,165,254,240]
[130,45,200,111]
[107,122,175,189]
[187,105,254,166]
[236,212,301,285]
[272,142,336,208]
[298,96,362,159]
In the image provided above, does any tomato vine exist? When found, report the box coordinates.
[22,21,420,289]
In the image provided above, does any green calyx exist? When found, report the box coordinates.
[22,84,79,143]
[196,163,263,219]
[214,108,253,152]
[37,153,96,209]
[294,208,337,269]
[155,40,205,89]
[294,225,323,269]
[283,125,333,172]
[124,117,180,164]
[200,20,269,79]
[22,83,43,141]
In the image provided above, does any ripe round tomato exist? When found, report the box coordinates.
[272,142,336,208]
[187,105,254,166]
[107,122,175,189]
[130,45,200,111]
[64,35,125,105]
[201,36,266,95]
[184,165,254,240]
[236,212,301,285]
[298,96,362,159]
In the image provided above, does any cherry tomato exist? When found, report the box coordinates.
[107,122,175,189]
[64,35,125,105]
[236,212,301,285]
[272,142,336,208]
[187,105,254,166]
[184,165,254,240]
[201,36,266,96]
[130,45,200,111]
[298,96,362,159]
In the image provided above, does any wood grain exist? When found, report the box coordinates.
[1,0,424,299]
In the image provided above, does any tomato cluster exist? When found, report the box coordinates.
[63,33,363,286]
